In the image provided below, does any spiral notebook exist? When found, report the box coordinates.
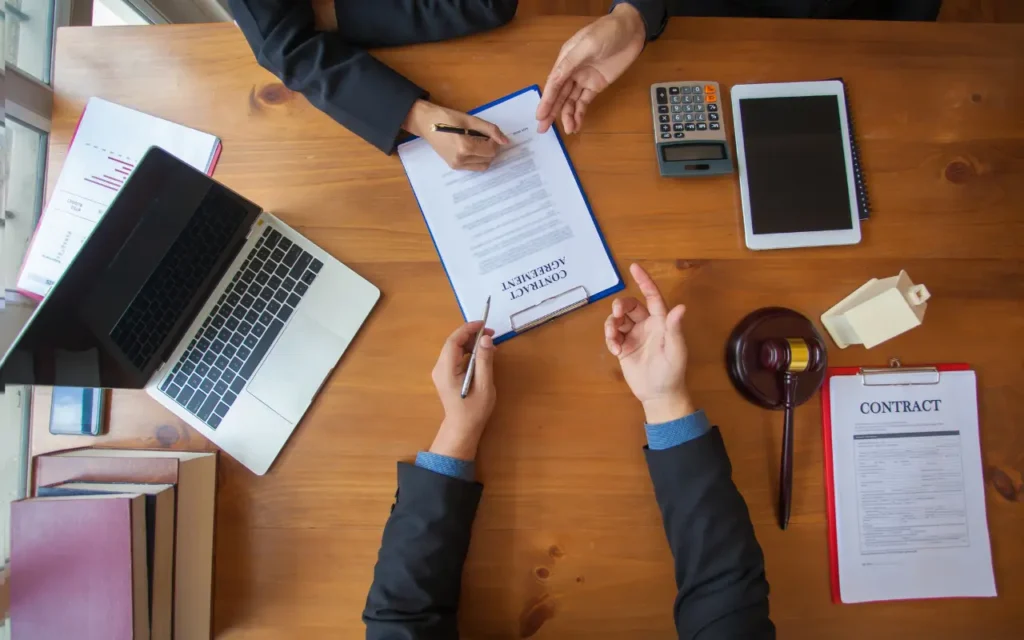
[833,78,871,220]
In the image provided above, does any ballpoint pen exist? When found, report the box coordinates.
[432,123,491,140]
[460,296,491,399]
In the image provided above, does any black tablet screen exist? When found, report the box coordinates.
[739,95,853,235]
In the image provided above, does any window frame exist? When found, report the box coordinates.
[1,0,88,579]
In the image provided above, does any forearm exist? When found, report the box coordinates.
[363,462,482,639]
[645,424,774,639]
[230,0,426,153]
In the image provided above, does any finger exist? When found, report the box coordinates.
[536,76,564,123]
[453,151,496,164]
[613,296,649,324]
[574,88,596,132]
[629,263,668,317]
[457,137,500,159]
[458,162,491,173]
[468,117,509,144]
[604,313,625,340]
[539,79,576,133]
[473,334,496,389]
[665,304,687,351]
[562,84,583,134]
[604,315,623,356]
[537,49,575,120]
[439,321,484,371]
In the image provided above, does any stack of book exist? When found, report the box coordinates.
[9,450,217,640]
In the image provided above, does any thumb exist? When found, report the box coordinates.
[470,117,509,145]
[665,304,687,352]
[473,334,496,388]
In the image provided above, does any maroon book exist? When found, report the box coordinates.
[10,495,149,639]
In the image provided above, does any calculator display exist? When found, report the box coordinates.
[661,143,726,163]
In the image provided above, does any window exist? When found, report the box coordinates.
[1,2,66,625]
[4,0,56,83]
[3,119,47,288]
[1,2,156,625]
[93,0,148,26]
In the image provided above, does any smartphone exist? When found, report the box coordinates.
[49,387,107,436]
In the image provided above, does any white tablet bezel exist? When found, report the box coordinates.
[731,81,862,250]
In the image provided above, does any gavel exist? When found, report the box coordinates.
[760,338,826,530]
[726,307,829,531]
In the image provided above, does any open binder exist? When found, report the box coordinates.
[398,86,623,342]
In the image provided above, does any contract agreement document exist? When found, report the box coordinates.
[825,368,996,603]
[397,86,622,341]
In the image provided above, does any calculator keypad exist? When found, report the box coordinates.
[650,81,726,144]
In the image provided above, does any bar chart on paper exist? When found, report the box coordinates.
[17,98,221,298]
[84,148,136,192]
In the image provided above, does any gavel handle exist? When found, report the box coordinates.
[778,372,798,530]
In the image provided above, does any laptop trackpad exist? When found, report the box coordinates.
[247,313,344,424]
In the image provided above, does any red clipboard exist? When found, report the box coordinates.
[820,362,972,604]
[15,102,223,301]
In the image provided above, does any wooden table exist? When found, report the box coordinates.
[36,17,1024,639]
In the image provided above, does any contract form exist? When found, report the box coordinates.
[397,86,622,340]
[826,369,996,603]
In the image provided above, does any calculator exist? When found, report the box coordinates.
[650,81,733,177]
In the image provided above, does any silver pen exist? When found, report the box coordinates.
[460,296,491,399]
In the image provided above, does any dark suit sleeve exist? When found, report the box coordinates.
[613,0,668,40]
[227,0,517,154]
[363,462,483,640]
[645,427,775,639]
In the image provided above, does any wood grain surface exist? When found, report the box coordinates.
[36,17,1024,639]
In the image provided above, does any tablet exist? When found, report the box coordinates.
[731,81,862,250]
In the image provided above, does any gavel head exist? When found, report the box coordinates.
[759,338,826,374]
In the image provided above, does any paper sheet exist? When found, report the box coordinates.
[17,98,220,299]
[829,370,996,603]
[398,87,620,339]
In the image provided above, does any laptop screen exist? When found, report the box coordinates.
[0,147,261,389]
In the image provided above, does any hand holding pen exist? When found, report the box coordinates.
[401,99,508,172]
[428,304,497,461]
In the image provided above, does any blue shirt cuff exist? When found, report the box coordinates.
[645,410,711,450]
[415,451,475,482]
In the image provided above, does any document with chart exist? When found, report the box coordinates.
[397,86,622,341]
[824,368,996,603]
[17,98,221,299]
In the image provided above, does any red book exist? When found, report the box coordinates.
[32,449,218,639]
[11,494,149,639]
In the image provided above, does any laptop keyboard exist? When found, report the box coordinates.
[160,227,323,429]
[110,189,247,370]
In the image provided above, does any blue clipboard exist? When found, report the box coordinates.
[401,85,624,344]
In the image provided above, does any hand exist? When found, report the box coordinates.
[403,99,509,171]
[429,321,497,460]
[536,3,646,135]
[604,263,694,424]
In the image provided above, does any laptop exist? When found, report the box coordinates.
[0,147,379,474]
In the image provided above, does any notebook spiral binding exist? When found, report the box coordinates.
[835,78,871,220]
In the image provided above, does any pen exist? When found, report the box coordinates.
[460,296,492,399]
[432,123,491,140]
